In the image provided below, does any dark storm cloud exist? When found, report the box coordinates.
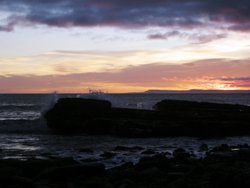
[189,33,227,43]
[148,31,227,43]
[220,76,250,81]
[148,31,181,40]
[0,22,14,32]
[0,0,250,31]
[219,76,250,88]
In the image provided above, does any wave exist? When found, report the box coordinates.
[0,103,36,107]
[0,105,41,112]
[0,111,41,121]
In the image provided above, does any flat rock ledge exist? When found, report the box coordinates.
[44,98,250,137]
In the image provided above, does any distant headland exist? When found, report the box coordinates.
[144,89,250,94]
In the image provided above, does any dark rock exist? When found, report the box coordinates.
[0,166,22,177]
[45,98,112,133]
[101,152,116,159]
[199,144,208,152]
[0,158,78,180]
[0,176,35,188]
[153,99,250,112]
[171,164,192,173]
[141,149,156,155]
[110,162,134,172]
[3,146,250,187]
[79,148,94,153]
[108,165,139,185]
[80,158,99,163]
[114,146,144,152]
[210,144,230,152]
[167,172,185,181]
[232,144,250,149]
[36,163,105,180]
[45,98,250,137]
[136,154,171,171]
[83,177,114,188]
[173,148,190,162]
[117,180,134,188]
[242,144,250,148]
[164,152,172,156]
[140,167,164,178]
[235,148,250,161]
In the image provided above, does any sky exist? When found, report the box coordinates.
[0,0,250,93]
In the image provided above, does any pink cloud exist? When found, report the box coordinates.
[1,58,250,93]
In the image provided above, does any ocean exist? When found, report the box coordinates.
[0,93,250,168]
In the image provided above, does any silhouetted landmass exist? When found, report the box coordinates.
[145,89,250,93]
[2,144,250,187]
[45,98,250,137]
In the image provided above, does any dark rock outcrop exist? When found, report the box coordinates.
[2,145,250,187]
[45,98,112,133]
[154,99,250,112]
[45,98,250,137]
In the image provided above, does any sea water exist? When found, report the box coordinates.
[0,93,250,168]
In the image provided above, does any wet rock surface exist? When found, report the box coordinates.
[114,146,144,152]
[1,145,250,188]
[45,98,250,137]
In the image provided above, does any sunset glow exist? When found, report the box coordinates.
[1,1,250,93]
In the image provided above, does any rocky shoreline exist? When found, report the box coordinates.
[45,98,250,137]
[2,144,250,188]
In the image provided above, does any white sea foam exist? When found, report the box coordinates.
[0,111,41,121]
[40,92,59,115]
[0,103,35,107]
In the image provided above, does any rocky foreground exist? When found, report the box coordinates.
[2,144,250,188]
[45,98,250,137]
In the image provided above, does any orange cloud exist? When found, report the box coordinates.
[0,58,250,93]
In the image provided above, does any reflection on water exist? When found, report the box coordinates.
[2,143,40,151]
